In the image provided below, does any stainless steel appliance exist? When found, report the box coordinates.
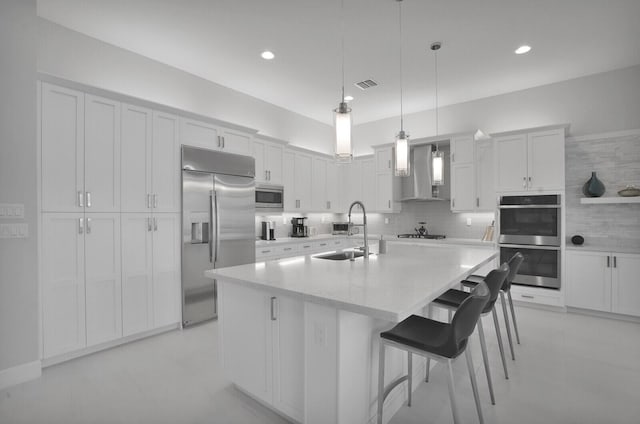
[291,217,308,237]
[181,146,255,326]
[261,221,276,240]
[332,222,351,235]
[256,184,284,213]
[498,194,562,289]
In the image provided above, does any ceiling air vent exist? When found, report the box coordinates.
[354,79,378,90]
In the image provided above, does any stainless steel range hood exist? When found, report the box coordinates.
[400,144,445,201]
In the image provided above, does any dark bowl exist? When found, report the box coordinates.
[571,235,584,246]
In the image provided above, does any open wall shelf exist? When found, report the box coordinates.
[580,197,640,204]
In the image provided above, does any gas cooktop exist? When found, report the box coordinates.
[397,234,446,240]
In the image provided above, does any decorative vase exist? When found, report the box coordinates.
[582,172,605,197]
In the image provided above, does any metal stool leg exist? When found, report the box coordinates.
[446,359,461,424]
[425,357,430,382]
[465,343,485,424]
[377,342,385,424]
[507,290,520,344]
[477,317,495,405]
[500,292,515,360]
[407,352,412,407]
[492,308,509,379]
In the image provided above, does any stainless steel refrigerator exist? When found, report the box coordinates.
[181,146,255,327]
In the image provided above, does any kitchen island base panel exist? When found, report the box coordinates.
[219,281,429,424]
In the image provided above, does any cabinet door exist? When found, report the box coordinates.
[611,254,640,317]
[451,163,476,211]
[265,143,284,185]
[375,147,392,173]
[311,157,327,211]
[375,173,392,212]
[326,160,338,212]
[527,129,565,191]
[476,139,496,211]
[84,95,121,212]
[566,251,611,312]
[450,134,474,164]
[345,161,363,212]
[294,153,313,210]
[85,213,122,346]
[494,134,528,192]
[220,129,252,156]
[180,118,219,150]
[219,283,273,405]
[361,159,375,212]
[121,104,152,212]
[253,140,267,183]
[152,112,180,212]
[283,150,296,211]
[152,213,181,328]
[41,213,86,358]
[272,295,305,421]
[121,214,154,336]
[41,83,84,212]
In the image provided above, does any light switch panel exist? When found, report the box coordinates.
[0,203,25,219]
[0,223,28,239]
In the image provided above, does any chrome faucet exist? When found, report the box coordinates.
[348,200,369,258]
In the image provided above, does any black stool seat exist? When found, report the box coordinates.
[435,287,494,314]
[381,314,468,359]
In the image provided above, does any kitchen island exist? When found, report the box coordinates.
[206,243,497,424]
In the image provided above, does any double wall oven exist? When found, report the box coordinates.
[498,195,561,289]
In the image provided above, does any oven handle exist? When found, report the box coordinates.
[498,204,560,209]
[499,243,561,251]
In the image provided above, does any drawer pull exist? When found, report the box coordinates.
[320,243,327,246]
[521,294,534,299]
[284,247,292,251]
[261,250,271,254]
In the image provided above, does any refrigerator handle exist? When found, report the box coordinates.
[209,193,214,263]
[214,190,220,264]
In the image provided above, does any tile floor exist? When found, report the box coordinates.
[1,305,639,424]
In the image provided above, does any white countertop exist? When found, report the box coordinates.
[207,243,498,322]
[255,233,495,248]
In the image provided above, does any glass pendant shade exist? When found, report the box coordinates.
[394,130,410,177]
[432,149,444,185]
[334,102,352,163]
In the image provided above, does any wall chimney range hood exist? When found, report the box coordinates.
[400,144,446,201]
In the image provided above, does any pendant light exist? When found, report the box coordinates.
[394,0,410,177]
[431,41,444,186]
[334,0,352,163]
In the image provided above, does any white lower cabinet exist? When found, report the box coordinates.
[121,213,181,336]
[42,213,122,357]
[220,283,304,422]
[566,250,640,316]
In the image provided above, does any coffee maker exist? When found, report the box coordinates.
[291,217,309,238]
[261,221,276,241]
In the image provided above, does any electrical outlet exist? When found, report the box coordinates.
[0,203,25,219]
[466,218,472,226]
[0,223,28,239]
[384,217,389,224]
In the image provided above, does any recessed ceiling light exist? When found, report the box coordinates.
[515,45,531,55]
[344,95,354,102]
[261,50,275,60]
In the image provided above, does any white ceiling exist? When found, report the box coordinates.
[37,0,640,126]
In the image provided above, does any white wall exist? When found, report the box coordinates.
[37,18,335,154]
[353,65,640,155]
[0,0,39,377]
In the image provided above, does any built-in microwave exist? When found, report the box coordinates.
[256,184,284,213]
[332,222,351,235]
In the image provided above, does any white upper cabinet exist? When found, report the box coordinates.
[450,134,496,212]
[376,147,392,173]
[311,157,328,211]
[84,95,121,213]
[326,160,339,212]
[373,146,401,213]
[253,138,284,185]
[179,118,219,150]
[494,127,565,193]
[121,104,152,213]
[219,128,252,156]
[41,83,85,212]
[283,149,313,211]
[152,112,180,212]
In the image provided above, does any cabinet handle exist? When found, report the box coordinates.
[476,197,480,208]
[222,136,225,148]
[147,218,152,232]
[528,176,532,188]
[147,194,152,209]
[606,256,610,268]
[388,200,391,209]
[521,294,534,299]
[217,136,221,148]
[153,194,158,208]
[86,218,92,234]
[86,191,92,208]
[452,198,455,208]
[296,199,300,208]
[283,247,292,251]
[78,218,84,234]
[78,191,84,208]
[613,256,617,268]
[320,243,327,246]
[522,177,527,188]
[268,170,271,180]
[388,159,391,169]
[265,170,269,180]
[153,217,158,231]
[270,297,277,321]
[327,201,330,210]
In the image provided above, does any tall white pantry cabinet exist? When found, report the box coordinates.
[40,82,181,361]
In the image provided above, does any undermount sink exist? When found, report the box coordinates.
[314,251,366,261]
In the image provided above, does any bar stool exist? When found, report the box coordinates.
[462,252,524,360]
[377,282,491,424]
[428,263,510,405]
